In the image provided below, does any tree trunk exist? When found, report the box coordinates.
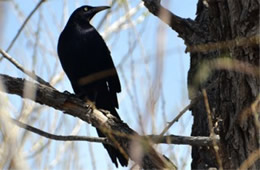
[189,0,259,169]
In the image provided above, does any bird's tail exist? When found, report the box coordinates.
[96,108,128,167]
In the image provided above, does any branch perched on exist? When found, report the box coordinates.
[0,74,175,169]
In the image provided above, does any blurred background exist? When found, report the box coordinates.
[0,0,196,169]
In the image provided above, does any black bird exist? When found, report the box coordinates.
[57,5,128,167]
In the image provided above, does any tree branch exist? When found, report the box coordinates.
[0,0,51,88]
[142,0,205,44]
[149,135,219,146]
[11,118,110,144]
[1,0,46,55]
[0,49,52,87]
[12,118,219,146]
[0,74,175,169]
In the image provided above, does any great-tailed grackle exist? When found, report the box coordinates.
[57,5,128,167]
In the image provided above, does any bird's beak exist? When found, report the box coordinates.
[93,6,110,14]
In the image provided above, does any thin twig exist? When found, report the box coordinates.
[149,135,219,146]
[12,117,218,146]
[142,0,199,42]
[159,98,199,136]
[0,49,52,87]
[202,89,223,170]
[86,126,97,170]
[96,0,116,30]
[0,0,51,87]
[0,0,46,58]
[11,118,109,144]
[239,148,260,170]
[186,35,260,53]
[159,81,217,136]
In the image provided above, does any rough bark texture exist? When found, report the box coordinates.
[188,0,260,169]
[143,0,259,169]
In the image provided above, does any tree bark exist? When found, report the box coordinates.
[188,0,260,169]
[143,0,259,169]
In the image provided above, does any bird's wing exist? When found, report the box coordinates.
[89,30,121,93]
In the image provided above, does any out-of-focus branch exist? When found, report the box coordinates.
[159,81,218,136]
[186,35,260,53]
[142,0,204,44]
[0,1,51,88]
[11,118,110,144]
[0,49,52,87]
[149,135,219,146]
[2,0,46,55]
[239,148,260,170]
[202,89,223,169]
[0,74,175,169]
[96,0,117,30]
[12,118,219,146]
[159,99,198,136]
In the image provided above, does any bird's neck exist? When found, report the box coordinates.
[66,21,95,34]
[66,15,93,28]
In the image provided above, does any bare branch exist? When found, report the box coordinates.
[149,135,219,146]
[239,148,260,170]
[202,89,223,169]
[186,35,260,53]
[0,49,52,87]
[159,81,218,136]
[2,0,46,55]
[0,74,175,169]
[11,118,109,144]
[12,117,218,146]
[142,0,203,44]
[159,99,198,136]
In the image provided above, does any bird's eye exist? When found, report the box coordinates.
[83,7,88,12]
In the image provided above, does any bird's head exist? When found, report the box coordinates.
[68,5,110,26]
